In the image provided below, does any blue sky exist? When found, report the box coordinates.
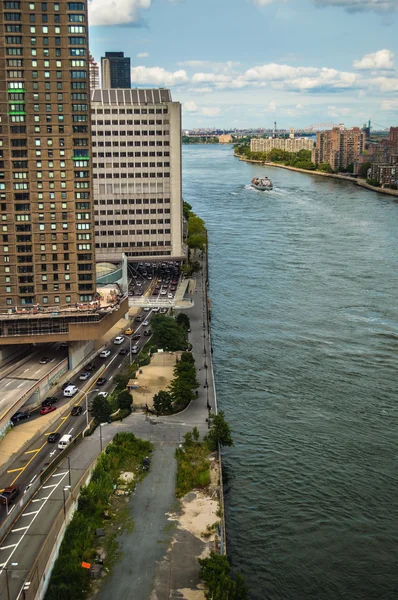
[88,0,398,129]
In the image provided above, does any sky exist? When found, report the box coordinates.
[87,0,398,130]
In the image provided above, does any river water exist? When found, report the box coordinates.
[182,145,398,600]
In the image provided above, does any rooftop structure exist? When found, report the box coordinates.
[101,51,131,89]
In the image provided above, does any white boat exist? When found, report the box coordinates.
[251,176,273,191]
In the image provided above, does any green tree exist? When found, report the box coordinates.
[117,389,132,410]
[151,315,187,351]
[317,162,333,173]
[199,552,248,600]
[183,200,193,220]
[153,390,173,415]
[206,411,233,451]
[358,161,371,178]
[92,395,112,423]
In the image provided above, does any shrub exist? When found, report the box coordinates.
[199,552,248,600]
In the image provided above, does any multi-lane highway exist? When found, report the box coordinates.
[0,309,155,520]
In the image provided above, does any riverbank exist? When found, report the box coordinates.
[235,153,398,198]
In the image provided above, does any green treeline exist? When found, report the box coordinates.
[183,136,219,144]
[235,144,317,170]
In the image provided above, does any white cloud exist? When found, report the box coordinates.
[183,102,221,117]
[184,101,198,112]
[381,99,398,110]
[315,0,398,12]
[130,66,188,86]
[327,105,351,117]
[353,49,394,69]
[252,0,275,4]
[88,0,151,26]
[137,52,149,58]
[187,86,213,94]
[370,76,398,90]
[266,101,277,111]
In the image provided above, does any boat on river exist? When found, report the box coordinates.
[251,176,273,191]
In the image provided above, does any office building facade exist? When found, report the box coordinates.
[91,88,184,263]
[101,51,130,89]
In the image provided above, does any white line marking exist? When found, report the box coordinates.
[109,376,113,380]
[5,382,11,388]
[0,471,68,575]
[29,475,37,484]
[118,363,122,368]
[11,526,29,533]
[0,544,17,551]
[42,484,57,490]
[67,427,73,434]
[21,511,39,517]
[17,382,24,388]
[23,368,29,373]
[52,472,67,478]
[32,497,49,503]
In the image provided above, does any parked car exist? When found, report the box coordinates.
[97,377,107,386]
[131,345,140,354]
[39,356,50,364]
[85,362,97,371]
[0,486,19,505]
[113,336,125,345]
[100,350,111,358]
[71,405,83,416]
[132,334,141,340]
[97,391,108,399]
[135,315,144,322]
[40,405,56,415]
[63,385,78,397]
[119,348,129,355]
[47,432,61,444]
[42,397,58,408]
[79,371,91,381]
[11,411,31,424]
[143,307,151,312]
[143,320,149,326]
[144,329,151,336]
[125,328,134,335]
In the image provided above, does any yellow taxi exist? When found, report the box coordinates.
[124,327,134,335]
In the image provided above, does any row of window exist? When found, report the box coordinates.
[96,227,171,234]
[92,130,168,137]
[93,120,166,126]
[93,152,169,158]
[94,173,170,179]
[97,242,171,249]
[5,2,85,11]
[93,108,167,115]
[95,198,170,204]
[93,141,170,147]
[93,162,170,169]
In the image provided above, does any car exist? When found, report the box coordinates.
[136,291,143,296]
[85,362,97,371]
[79,371,91,381]
[172,280,178,285]
[62,381,72,390]
[63,385,78,397]
[119,348,129,355]
[39,356,50,364]
[11,411,31,424]
[97,377,107,386]
[125,328,134,335]
[168,293,174,299]
[143,307,151,312]
[100,350,111,358]
[71,405,83,416]
[160,289,167,295]
[42,397,58,408]
[132,334,141,340]
[143,320,149,326]
[0,486,19,505]
[152,307,160,313]
[144,329,151,336]
[97,391,108,399]
[47,432,61,444]
[135,315,144,322]
[159,308,167,314]
[113,336,125,345]
[40,405,56,415]
[131,345,139,354]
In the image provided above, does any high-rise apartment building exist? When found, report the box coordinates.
[250,137,314,153]
[91,88,184,262]
[0,0,126,344]
[312,126,365,171]
[101,52,130,89]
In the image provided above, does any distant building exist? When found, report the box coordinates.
[91,88,184,263]
[312,126,366,171]
[250,137,314,153]
[369,164,398,187]
[101,52,131,89]
[89,54,100,90]
[388,127,398,150]
[218,134,233,144]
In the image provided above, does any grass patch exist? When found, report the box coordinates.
[45,432,153,600]
[175,432,211,498]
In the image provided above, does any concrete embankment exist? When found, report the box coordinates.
[235,154,398,199]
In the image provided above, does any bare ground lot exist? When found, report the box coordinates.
[130,352,181,409]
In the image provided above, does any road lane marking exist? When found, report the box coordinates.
[0,471,68,575]
[23,368,29,373]
[0,544,17,551]
[52,472,67,478]
[67,428,73,434]
[118,363,122,368]
[10,440,47,487]
[32,497,49,503]
[17,383,25,388]
[42,484,57,490]
[7,467,24,473]
[11,526,28,533]
[109,376,113,380]
[21,511,39,517]
[5,382,11,388]
[24,449,40,455]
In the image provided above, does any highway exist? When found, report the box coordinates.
[0,310,154,521]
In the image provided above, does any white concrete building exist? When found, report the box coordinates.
[91,88,184,262]
[250,137,314,153]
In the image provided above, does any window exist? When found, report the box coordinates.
[68,25,85,33]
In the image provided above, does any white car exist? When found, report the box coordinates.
[143,307,151,312]
[97,392,108,398]
[168,293,174,299]
[143,320,149,326]
[113,336,125,345]
[152,307,160,313]
[160,290,167,296]
[100,350,111,358]
[63,385,79,397]
[131,345,139,354]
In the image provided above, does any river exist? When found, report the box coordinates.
[182,145,398,600]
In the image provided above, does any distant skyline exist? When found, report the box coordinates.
[88,0,398,129]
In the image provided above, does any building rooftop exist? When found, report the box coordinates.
[91,88,172,105]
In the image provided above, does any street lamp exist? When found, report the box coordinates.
[62,485,71,520]
[66,455,71,488]
[83,389,99,427]
[99,423,105,452]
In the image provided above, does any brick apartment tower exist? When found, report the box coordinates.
[0,0,96,310]
[312,127,366,170]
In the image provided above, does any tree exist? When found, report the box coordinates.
[153,390,173,415]
[92,395,112,423]
[151,315,187,351]
[183,201,193,220]
[358,161,371,178]
[317,162,333,173]
[198,552,248,600]
[205,411,233,451]
[117,389,132,410]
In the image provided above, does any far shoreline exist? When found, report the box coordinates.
[234,153,398,199]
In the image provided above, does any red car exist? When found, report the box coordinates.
[40,405,57,415]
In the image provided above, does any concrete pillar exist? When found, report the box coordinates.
[68,340,94,370]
